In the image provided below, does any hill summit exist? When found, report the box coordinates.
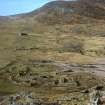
[24,0,105,24]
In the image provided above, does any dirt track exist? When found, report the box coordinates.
[54,59,105,78]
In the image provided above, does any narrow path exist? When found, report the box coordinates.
[53,59,105,78]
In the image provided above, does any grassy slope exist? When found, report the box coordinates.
[0,20,105,105]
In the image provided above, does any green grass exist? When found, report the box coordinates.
[0,79,18,95]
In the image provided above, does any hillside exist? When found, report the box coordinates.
[1,0,105,105]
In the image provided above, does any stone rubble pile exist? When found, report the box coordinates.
[0,92,59,105]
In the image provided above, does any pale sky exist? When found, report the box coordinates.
[0,0,53,16]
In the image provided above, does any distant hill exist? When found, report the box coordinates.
[1,0,105,25]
